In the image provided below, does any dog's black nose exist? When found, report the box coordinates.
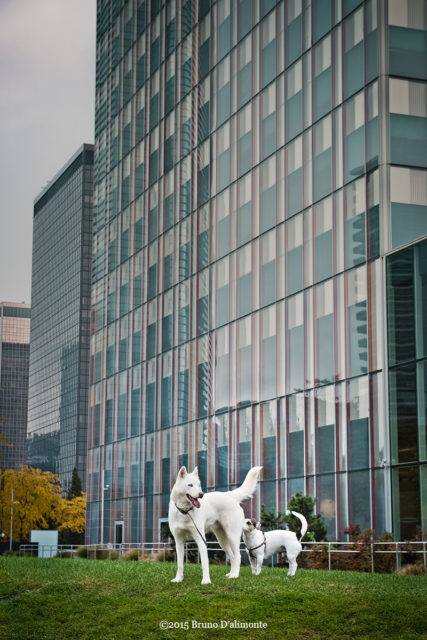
[199,492,204,498]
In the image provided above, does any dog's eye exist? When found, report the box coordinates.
[188,483,193,487]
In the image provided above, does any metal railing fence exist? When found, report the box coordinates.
[16,540,427,573]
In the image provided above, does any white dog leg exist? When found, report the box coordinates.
[196,535,211,585]
[287,556,297,576]
[225,542,241,579]
[255,555,263,575]
[249,556,258,575]
[171,539,185,582]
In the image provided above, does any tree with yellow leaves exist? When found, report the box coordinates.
[0,466,86,545]
[57,493,86,544]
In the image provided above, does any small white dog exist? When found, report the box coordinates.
[242,511,308,577]
[168,465,262,584]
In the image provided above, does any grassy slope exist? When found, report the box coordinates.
[0,558,426,640]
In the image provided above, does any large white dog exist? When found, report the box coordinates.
[168,465,262,584]
[242,511,308,577]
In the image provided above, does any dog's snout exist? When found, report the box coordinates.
[199,492,204,498]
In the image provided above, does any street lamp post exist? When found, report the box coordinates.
[100,469,110,545]
[10,488,19,551]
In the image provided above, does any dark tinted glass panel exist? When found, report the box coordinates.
[313,0,331,42]
[288,430,304,476]
[263,112,276,159]
[165,77,175,114]
[164,254,173,290]
[147,323,156,359]
[387,248,415,366]
[217,445,228,486]
[198,230,209,270]
[161,377,172,426]
[145,383,155,432]
[391,203,427,250]
[239,131,252,176]
[390,114,427,168]
[260,185,276,232]
[389,364,418,463]
[286,93,303,141]
[287,16,302,65]
[200,39,210,78]
[389,27,427,80]
[314,68,332,121]
[396,465,421,539]
[238,441,251,483]
[317,424,334,472]
[238,0,252,39]
[132,330,141,364]
[166,19,175,56]
[162,315,172,351]
[148,264,157,299]
[197,450,208,490]
[262,40,276,88]
[198,362,209,417]
[349,418,369,469]
[344,42,364,99]
[131,388,140,435]
[348,470,370,530]
[198,101,210,143]
[313,148,332,202]
[239,62,252,107]
[177,369,189,423]
[263,436,276,479]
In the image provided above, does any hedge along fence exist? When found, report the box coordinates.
[17,540,427,573]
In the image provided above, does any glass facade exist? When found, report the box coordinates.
[0,303,31,470]
[28,145,94,493]
[87,0,427,544]
[387,238,427,539]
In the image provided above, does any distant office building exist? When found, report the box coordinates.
[86,0,427,545]
[28,144,94,492]
[0,302,31,470]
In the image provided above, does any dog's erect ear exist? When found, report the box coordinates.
[192,466,199,477]
[178,466,187,479]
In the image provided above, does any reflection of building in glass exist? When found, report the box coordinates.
[0,302,30,470]
[86,0,427,544]
[28,144,94,493]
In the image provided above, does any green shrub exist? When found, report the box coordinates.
[396,564,426,576]
[76,546,118,560]
[121,549,140,561]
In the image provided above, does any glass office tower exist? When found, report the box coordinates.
[28,144,94,493]
[87,0,427,544]
[0,302,31,470]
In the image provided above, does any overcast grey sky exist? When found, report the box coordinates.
[0,0,96,304]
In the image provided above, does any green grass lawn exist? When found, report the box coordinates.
[0,558,426,640]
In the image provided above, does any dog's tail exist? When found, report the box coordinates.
[291,511,308,540]
[229,466,262,502]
